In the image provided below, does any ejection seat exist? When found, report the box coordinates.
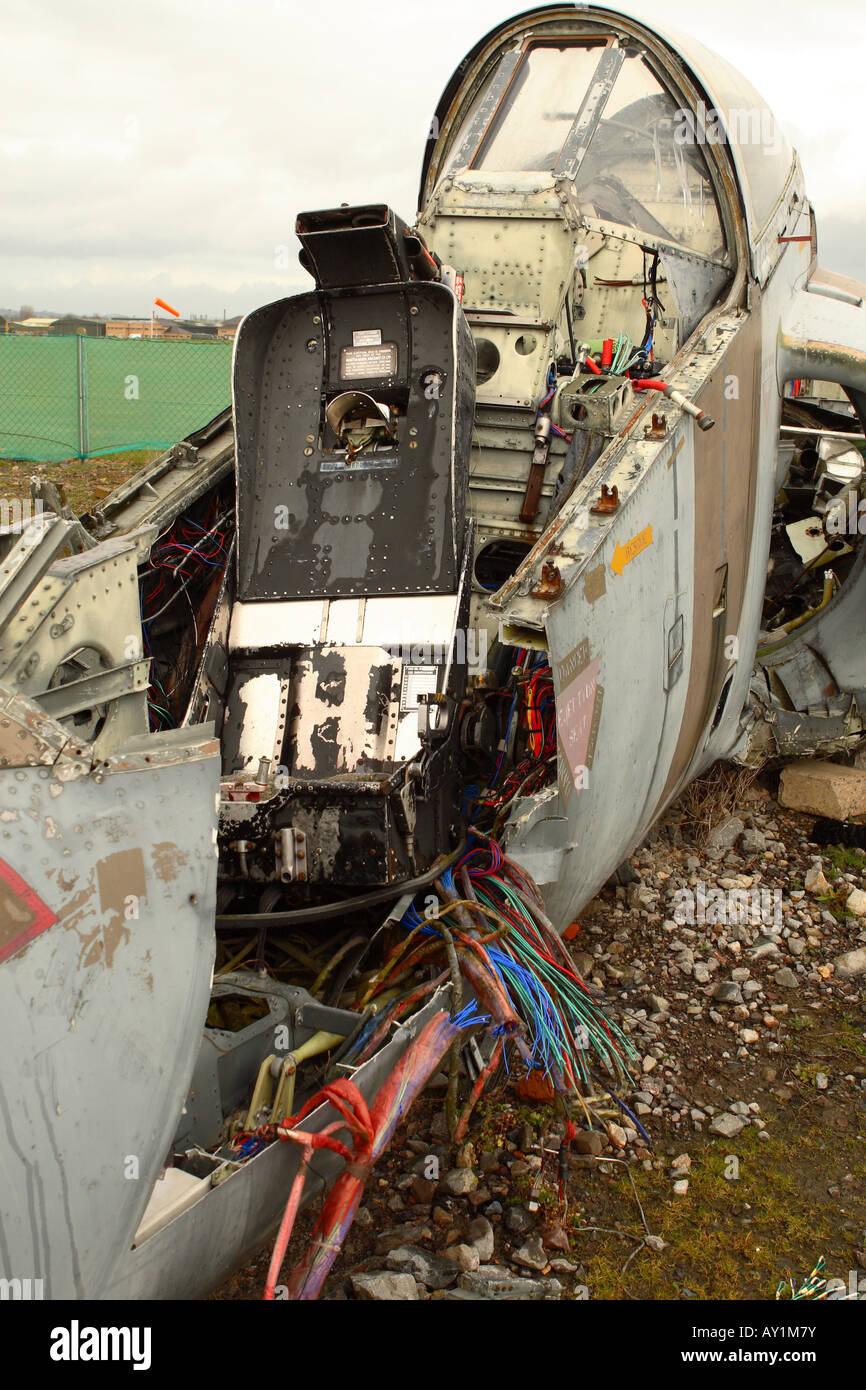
[218,206,476,888]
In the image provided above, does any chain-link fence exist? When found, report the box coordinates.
[0,335,233,462]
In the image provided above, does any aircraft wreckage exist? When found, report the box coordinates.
[3,4,866,1301]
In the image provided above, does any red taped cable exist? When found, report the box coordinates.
[263,1081,374,1301]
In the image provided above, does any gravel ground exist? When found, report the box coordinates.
[213,768,866,1302]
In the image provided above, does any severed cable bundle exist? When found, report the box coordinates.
[395,834,638,1094]
[256,838,638,1300]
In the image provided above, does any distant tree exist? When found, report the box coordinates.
[19,304,35,320]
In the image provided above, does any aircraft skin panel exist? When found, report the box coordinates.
[655,305,762,808]
[510,426,694,924]
[0,740,219,1300]
[105,987,451,1300]
[495,169,828,911]
[698,194,820,768]
[494,306,747,919]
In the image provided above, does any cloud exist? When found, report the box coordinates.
[3,0,864,316]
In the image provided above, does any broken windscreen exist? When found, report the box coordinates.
[464,41,726,261]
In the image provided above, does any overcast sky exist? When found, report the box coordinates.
[3,0,864,319]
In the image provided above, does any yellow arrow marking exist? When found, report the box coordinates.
[611,524,653,577]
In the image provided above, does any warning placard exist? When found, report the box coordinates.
[555,641,603,805]
[340,343,398,379]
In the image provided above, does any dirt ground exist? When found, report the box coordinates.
[1,450,160,515]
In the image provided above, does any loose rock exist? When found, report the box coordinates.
[805,864,831,895]
[709,1113,746,1139]
[505,1206,535,1236]
[712,981,744,1005]
[351,1271,420,1301]
[439,1168,478,1197]
[779,761,866,820]
[458,1266,563,1300]
[707,817,745,856]
[468,1216,495,1263]
[385,1245,458,1289]
[512,1236,549,1272]
[445,1243,481,1272]
[835,947,866,980]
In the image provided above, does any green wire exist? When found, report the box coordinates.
[428,863,639,1090]
[462,876,638,1085]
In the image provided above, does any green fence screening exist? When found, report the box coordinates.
[0,335,234,462]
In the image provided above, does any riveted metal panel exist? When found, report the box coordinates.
[233,282,474,601]
[0,740,219,1299]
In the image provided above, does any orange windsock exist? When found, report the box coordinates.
[153,297,179,317]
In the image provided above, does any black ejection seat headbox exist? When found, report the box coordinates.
[233,210,475,603]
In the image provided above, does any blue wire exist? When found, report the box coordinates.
[598,1083,652,1146]
[491,688,519,788]
[452,1001,491,1030]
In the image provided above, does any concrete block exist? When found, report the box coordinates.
[778,761,866,820]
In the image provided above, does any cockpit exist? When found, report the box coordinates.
[416,22,741,599]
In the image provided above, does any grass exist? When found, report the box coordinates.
[574,1124,863,1300]
[824,844,866,876]
[787,1011,817,1033]
[671,762,759,849]
[473,1096,554,1156]
[813,845,866,922]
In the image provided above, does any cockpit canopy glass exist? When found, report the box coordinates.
[474,43,606,172]
[444,40,727,261]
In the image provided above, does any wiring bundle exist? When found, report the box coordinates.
[139,505,232,729]
[242,830,637,1299]
[222,637,636,1300]
[468,647,558,834]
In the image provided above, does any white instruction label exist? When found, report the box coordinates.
[341,343,398,379]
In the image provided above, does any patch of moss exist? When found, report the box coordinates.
[788,1011,817,1033]
[815,887,849,922]
[568,1123,862,1300]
